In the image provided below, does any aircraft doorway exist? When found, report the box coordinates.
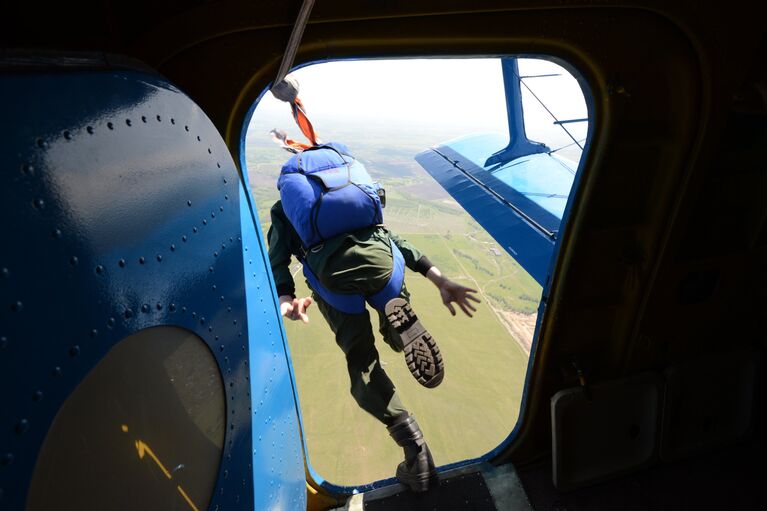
[244,57,591,488]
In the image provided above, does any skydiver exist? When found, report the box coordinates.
[266,79,479,494]
[267,156,479,492]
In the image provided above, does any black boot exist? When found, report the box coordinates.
[385,297,444,388]
[387,414,438,493]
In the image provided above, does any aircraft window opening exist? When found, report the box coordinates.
[244,57,590,488]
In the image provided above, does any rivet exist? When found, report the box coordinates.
[184,125,189,132]
[187,200,192,207]
[217,162,221,168]
[233,319,237,325]
[52,229,62,238]
[0,268,8,279]
[118,259,126,268]
[192,227,198,233]
[36,137,46,148]
[223,178,228,184]
[141,116,147,123]
[196,136,201,142]
[69,256,78,266]
[225,195,229,200]
[156,115,162,122]
[226,307,232,312]
[209,266,214,272]
[124,308,134,319]
[171,118,176,125]
[0,336,6,349]
[182,235,188,242]
[141,304,150,313]
[33,390,43,402]
[63,131,72,140]
[107,317,115,328]
[213,251,218,257]
[169,303,176,312]
[220,206,224,212]
[181,306,187,313]
[212,284,217,291]
[21,163,34,175]
[69,345,80,357]
[90,329,98,338]
[10,301,23,313]
[33,198,45,209]
[219,344,224,352]
[95,265,104,275]
[156,254,162,262]
[214,335,219,341]
[224,469,229,479]
[211,212,215,218]
[87,126,94,134]
[1,453,14,466]
[170,244,175,251]
[15,419,30,435]
[52,366,63,376]
[191,312,197,318]
[202,219,207,226]
[199,317,206,325]
[107,122,114,130]
[139,257,145,264]
[221,243,226,250]
[220,296,225,301]
[126,119,132,126]
[208,148,212,154]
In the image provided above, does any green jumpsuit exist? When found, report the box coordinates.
[267,201,434,425]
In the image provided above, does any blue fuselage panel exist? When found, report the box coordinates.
[0,65,306,510]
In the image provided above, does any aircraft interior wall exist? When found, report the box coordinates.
[1,1,766,509]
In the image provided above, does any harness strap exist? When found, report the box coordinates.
[367,243,406,311]
[301,240,406,314]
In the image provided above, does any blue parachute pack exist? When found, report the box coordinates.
[277,142,405,314]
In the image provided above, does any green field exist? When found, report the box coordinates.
[246,119,540,486]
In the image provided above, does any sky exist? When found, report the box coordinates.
[247,57,589,158]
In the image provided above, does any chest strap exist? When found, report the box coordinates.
[301,240,405,314]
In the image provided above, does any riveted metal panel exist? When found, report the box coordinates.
[0,65,306,510]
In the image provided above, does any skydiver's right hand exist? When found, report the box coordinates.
[279,295,313,323]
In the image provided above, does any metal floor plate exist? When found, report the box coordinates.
[335,463,532,511]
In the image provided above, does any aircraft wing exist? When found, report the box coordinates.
[415,133,577,286]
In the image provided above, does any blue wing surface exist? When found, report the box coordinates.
[415,133,577,286]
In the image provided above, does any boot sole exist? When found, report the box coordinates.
[385,298,444,388]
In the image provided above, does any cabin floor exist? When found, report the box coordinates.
[334,437,765,510]
[333,462,532,510]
